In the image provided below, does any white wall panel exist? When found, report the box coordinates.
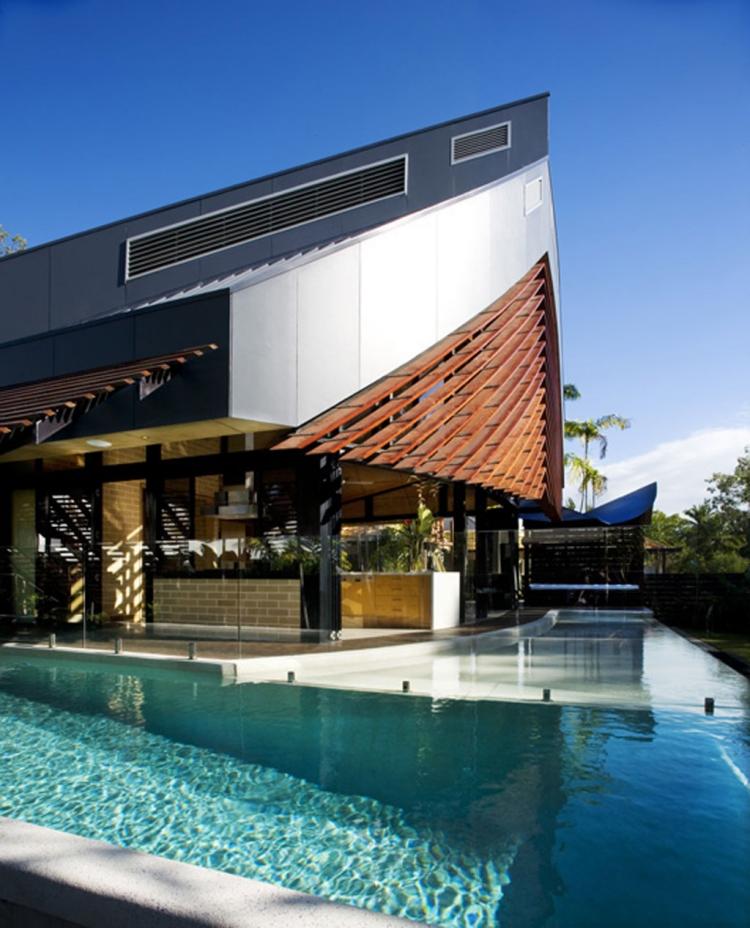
[297,247,361,422]
[436,193,492,337]
[487,175,528,303]
[230,159,559,427]
[230,273,297,426]
[360,213,439,385]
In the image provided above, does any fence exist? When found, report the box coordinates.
[643,573,750,632]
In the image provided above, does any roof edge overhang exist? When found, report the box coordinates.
[0,93,550,264]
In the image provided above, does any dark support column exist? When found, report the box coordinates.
[452,482,467,623]
[475,487,489,621]
[297,454,342,640]
[319,455,342,639]
[143,445,162,623]
[438,484,449,518]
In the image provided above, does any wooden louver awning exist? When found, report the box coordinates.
[0,344,217,453]
[275,257,563,517]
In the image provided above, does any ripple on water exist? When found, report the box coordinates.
[0,690,515,927]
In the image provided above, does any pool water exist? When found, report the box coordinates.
[0,613,749,927]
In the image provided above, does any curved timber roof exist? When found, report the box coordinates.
[275,257,563,517]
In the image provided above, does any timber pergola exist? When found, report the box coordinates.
[0,345,217,455]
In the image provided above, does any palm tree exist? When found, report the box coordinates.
[564,414,630,461]
[566,453,608,512]
[563,384,629,511]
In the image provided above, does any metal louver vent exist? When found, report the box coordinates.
[126,156,407,279]
[451,122,511,164]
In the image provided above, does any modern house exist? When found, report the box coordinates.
[0,93,562,639]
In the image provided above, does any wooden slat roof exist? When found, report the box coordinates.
[274,257,563,517]
[0,345,217,450]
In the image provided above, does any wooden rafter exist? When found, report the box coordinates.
[0,344,218,453]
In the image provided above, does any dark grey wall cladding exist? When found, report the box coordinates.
[0,291,230,440]
[0,95,548,345]
[0,247,51,341]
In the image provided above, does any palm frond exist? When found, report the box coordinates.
[595,414,630,432]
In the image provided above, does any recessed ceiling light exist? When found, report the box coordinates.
[86,439,112,449]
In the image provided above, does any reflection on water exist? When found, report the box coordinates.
[0,643,748,928]
[309,610,750,716]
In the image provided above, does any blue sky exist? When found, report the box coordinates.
[1,0,748,511]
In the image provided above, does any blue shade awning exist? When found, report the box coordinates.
[522,482,657,527]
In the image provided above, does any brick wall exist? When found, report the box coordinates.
[153,578,301,627]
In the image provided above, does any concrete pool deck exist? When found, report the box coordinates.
[0,608,551,682]
[0,610,556,683]
[0,818,422,928]
[0,608,547,659]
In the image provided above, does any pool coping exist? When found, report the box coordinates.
[667,626,750,680]
[0,817,423,928]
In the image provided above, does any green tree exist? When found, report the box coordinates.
[566,453,607,510]
[564,414,630,462]
[563,383,630,511]
[706,448,750,561]
[646,510,687,549]
[0,225,26,255]
[680,503,747,573]
[646,449,750,574]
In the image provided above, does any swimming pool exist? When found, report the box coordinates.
[0,610,748,927]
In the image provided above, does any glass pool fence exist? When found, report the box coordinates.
[0,526,650,657]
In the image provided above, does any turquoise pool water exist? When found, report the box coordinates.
[0,618,749,927]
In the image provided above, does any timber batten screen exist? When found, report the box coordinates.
[0,345,217,452]
[274,258,563,517]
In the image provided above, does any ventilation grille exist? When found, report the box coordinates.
[126,157,407,279]
[451,122,511,164]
